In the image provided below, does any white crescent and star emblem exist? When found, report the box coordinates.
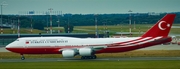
[158,21,170,30]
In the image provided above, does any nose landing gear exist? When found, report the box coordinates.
[21,54,25,60]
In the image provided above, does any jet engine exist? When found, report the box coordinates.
[62,50,76,58]
[79,48,94,56]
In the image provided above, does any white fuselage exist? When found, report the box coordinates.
[6,37,140,48]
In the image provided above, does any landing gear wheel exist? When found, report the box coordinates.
[92,55,97,59]
[21,54,25,60]
[21,57,25,60]
[81,55,97,59]
[81,56,85,59]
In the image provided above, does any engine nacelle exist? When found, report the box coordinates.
[62,50,76,58]
[79,48,93,56]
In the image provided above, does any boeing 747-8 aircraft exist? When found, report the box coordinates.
[6,14,176,60]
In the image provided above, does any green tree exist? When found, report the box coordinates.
[33,21,44,30]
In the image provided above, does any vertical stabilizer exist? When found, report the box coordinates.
[141,14,176,37]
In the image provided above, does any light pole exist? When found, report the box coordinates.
[68,16,70,33]
[103,21,108,38]
[46,11,49,33]
[0,1,8,34]
[128,10,132,36]
[17,16,20,38]
[94,14,99,38]
[30,16,33,33]
[56,11,62,33]
[48,8,53,34]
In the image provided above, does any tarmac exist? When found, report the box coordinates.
[0,57,180,62]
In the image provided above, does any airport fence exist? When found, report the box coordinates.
[0,38,16,47]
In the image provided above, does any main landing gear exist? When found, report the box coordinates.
[81,55,97,59]
[21,54,25,60]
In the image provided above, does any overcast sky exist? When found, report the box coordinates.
[1,0,180,15]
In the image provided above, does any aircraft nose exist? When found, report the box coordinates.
[5,45,13,53]
[5,43,13,49]
[5,42,16,52]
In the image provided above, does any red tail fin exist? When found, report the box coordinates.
[141,14,176,37]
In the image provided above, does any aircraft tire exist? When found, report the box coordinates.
[21,56,25,60]
[92,55,97,59]
[81,55,97,59]
[81,56,85,59]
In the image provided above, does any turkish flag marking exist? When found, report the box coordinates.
[26,41,29,44]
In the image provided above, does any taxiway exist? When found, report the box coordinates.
[0,57,180,62]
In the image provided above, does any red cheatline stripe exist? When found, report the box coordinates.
[108,37,162,48]
[109,37,152,47]
[113,37,142,44]
[119,37,152,45]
